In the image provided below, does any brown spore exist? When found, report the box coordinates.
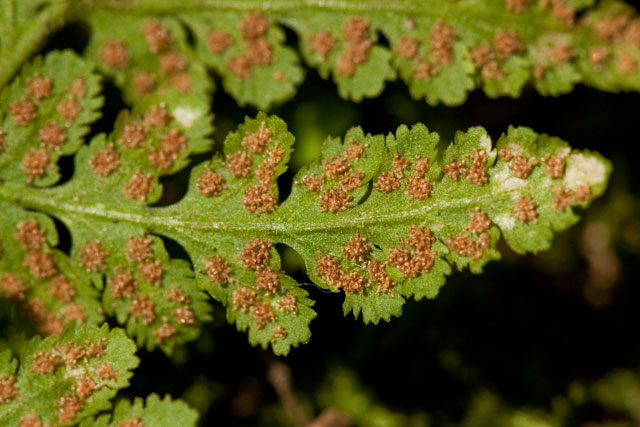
[315,252,343,285]
[247,38,273,65]
[299,174,324,192]
[508,155,536,178]
[242,122,273,153]
[443,159,465,180]
[618,52,638,74]
[62,344,85,367]
[202,255,232,284]
[319,188,353,212]
[63,304,86,323]
[198,167,226,196]
[108,269,138,298]
[466,209,491,234]
[272,325,287,341]
[233,287,257,312]
[14,219,46,251]
[335,270,368,295]
[23,251,57,279]
[121,122,147,148]
[553,186,574,210]
[140,260,163,285]
[429,19,456,66]
[126,233,153,263]
[160,50,188,75]
[78,240,108,272]
[90,143,119,177]
[26,74,53,100]
[322,155,351,179]
[56,393,82,424]
[445,234,487,259]
[124,171,154,202]
[373,171,402,192]
[129,294,156,324]
[20,415,42,427]
[575,184,592,201]
[22,149,50,182]
[145,104,171,127]
[406,176,432,199]
[49,275,76,302]
[165,287,189,303]
[387,246,419,277]
[100,39,130,70]
[251,302,276,329]
[10,98,36,126]
[228,54,252,79]
[395,35,419,59]
[340,170,364,192]
[365,260,395,294]
[505,0,532,13]
[30,351,60,374]
[57,96,82,123]
[142,20,172,53]
[133,71,156,95]
[0,375,17,404]
[493,29,524,60]
[207,29,232,54]
[153,316,177,343]
[513,196,538,223]
[69,77,87,98]
[225,151,252,177]
[276,294,298,314]
[95,362,119,381]
[341,234,370,263]
[173,305,195,324]
[255,269,280,296]
[589,46,610,70]
[240,237,272,270]
[0,274,26,301]
[240,12,269,40]
[86,337,107,359]
[74,375,97,399]
[310,30,335,59]
[463,148,488,186]
[242,185,277,214]
[544,155,564,179]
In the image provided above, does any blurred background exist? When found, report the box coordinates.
[4,13,640,427]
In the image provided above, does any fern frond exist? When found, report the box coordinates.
[5,0,638,108]
[0,54,611,353]
[0,324,139,426]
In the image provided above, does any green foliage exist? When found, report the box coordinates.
[2,0,640,108]
[0,50,611,356]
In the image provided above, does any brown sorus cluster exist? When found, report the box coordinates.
[242,122,273,153]
[202,255,232,284]
[319,188,353,212]
[412,20,457,81]
[272,324,287,341]
[145,104,172,127]
[575,184,592,201]
[0,375,18,404]
[466,208,491,234]
[56,393,82,424]
[23,251,57,279]
[225,151,252,177]
[38,121,66,150]
[0,130,6,152]
[315,252,369,295]
[90,143,120,177]
[57,95,82,124]
[19,413,43,427]
[1,273,27,301]
[445,232,491,260]
[323,155,351,179]
[374,171,402,192]
[276,294,298,314]
[464,148,489,185]
[543,154,564,179]
[232,287,257,311]
[100,39,130,69]
[78,240,108,272]
[336,16,373,77]
[340,170,364,192]
[10,98,37,126]
[534,41,576,78]
[21,148,50,182]
[207,29,232,54]
[255,269,280,296]
[124,170,154,201]
[240,237,272,270]
[388,225,436,278]
[127,232,153,263]
[95,362,119,380]
[133,71,156,94]
[395,35,419,59]
[142,20,172,53]
[228,12,273,79]
[49,275,76,303]
[242,184,277,214]
[310,30,335,59]
[406,157,432,199]
[23,298,64,336]
[74,375,97,399]
[493,29,524,60]
[26,73,53,100]
[618,52,638,74]
[553,186,574,210]
[197,167,226,196]
[63,304,86,323]
[108,269,138,298]
[14,219,46,251]
[341,233,371,263]
[153,316,177,343]
[148,128,188,171]
[588,46,610,70]
[165,287,189,303]
[121,123,147,148]
[128,294,156,325]
[30,350,60,375]
[514,196,538,223]
[540,0,576,25]
[160,50,188,75]
[502,152,537,179]
[443,159,466,180]
[299,174,324,192]
[505,0,532,13]
[173,305,195,324]
[251,302,276,329]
